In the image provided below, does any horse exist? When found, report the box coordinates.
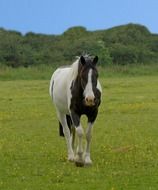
[49,55,102,166]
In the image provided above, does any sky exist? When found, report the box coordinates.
[0,0,157,35]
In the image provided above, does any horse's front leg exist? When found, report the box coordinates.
[84,122,94,166]
[75,124,84,166]
[71,111,84,167]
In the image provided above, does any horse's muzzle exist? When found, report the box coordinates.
[84,96,95,107]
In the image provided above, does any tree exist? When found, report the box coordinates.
[0,24,158,67]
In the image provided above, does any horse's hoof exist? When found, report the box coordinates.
[68,158,74,162]
[84,154,92,166]
[75,152,84,167]
[68,154,74,162]
[84,161,92,167]
[75,160,84,167]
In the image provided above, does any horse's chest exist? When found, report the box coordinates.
[70,95,94,115]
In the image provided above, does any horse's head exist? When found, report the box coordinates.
[79,55,99,107]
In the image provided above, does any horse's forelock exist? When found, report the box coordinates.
[71,55,97,81]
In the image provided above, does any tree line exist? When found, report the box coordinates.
[0,23,158,67]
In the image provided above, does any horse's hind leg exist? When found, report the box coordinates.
[71,126,76,151]
[57,112,74,161]
[66,115,75,151]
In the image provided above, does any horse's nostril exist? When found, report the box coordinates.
[85,97,94,103]
[85,97,89,102]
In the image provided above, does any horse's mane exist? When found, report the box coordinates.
[71,57,80,81]
[71,54,93,81]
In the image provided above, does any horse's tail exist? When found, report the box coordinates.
[59,115,72,137]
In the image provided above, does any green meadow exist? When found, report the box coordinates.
[0,65,158,190]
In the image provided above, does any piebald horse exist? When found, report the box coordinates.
[49,55,102,166]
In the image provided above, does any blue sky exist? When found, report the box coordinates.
[0,0,157,35]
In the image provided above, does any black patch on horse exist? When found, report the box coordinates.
[59,115,72,137]
[70,55,101,127]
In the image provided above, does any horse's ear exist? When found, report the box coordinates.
[93,56,98,65]
[80,56,86,66]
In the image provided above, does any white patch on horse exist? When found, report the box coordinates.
[83,69,95,99]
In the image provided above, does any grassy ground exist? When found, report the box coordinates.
[0,65,158,189]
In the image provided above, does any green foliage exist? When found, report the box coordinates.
[0,23,158,67]
[102,24,156,64]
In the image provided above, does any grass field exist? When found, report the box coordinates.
[0,65,158,189]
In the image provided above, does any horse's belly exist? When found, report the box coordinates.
[53,92,69,113]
